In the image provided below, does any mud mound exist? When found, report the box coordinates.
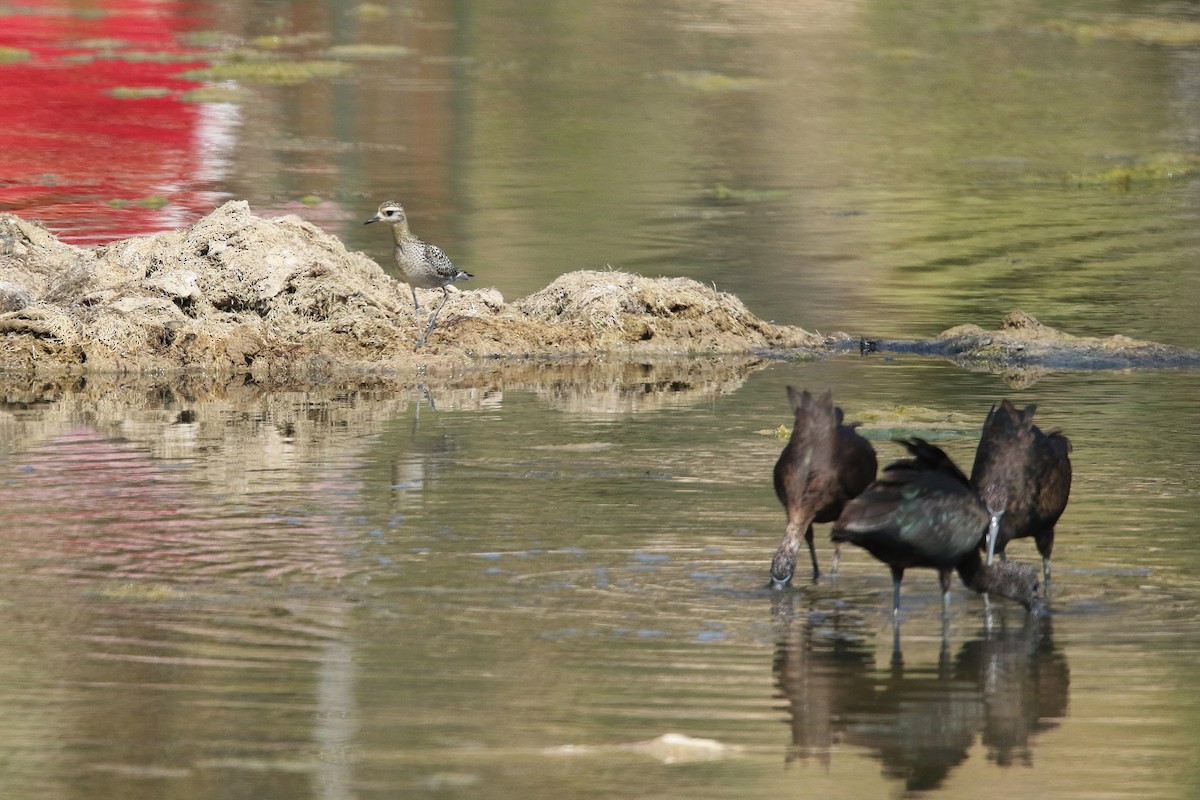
[0,202,819,377]
[2,202,1192,381]
[0,202,421,375]
[516,270,814,352]
[933,311,1200,370]
[857,310,1200,381]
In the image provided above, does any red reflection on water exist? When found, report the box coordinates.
[0,0,230,243]
[7,427,354,583]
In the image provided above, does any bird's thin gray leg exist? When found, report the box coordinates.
[411,285,424,346]
[890,567,903,616]
[422,287,451,342]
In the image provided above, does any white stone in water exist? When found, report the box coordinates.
[627,732,739,763]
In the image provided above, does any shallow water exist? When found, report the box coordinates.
[0,361,1198,799]
[2,0,1200,797]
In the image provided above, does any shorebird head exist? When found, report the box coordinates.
[364,201,406,225]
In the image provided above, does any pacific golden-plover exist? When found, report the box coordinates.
[364,200,472,347]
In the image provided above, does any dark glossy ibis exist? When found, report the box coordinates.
[770,388,877,587]
[970,400,1072,583]
[831,438,1042,615]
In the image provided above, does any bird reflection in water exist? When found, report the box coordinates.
[772,594,1069,792]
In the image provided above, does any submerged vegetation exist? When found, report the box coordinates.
[179,85,250,103]
[249,33,327,51]
[107,86,172,99]
[1000,153,1200,189]
[1033,17,1200,47]
[658,70,771,92]
[325,44,412,60]
[107,196,170,209]
[708,184,791,202]
[63,49,206,63]
[1062,154,1200,188]
[179,59,351,85]
[764,405,981,443]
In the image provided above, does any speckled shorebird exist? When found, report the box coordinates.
[364,200,472,347]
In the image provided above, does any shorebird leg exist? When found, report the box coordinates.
[422,287,451,343]
[410,285,425,347]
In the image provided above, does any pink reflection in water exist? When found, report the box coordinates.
[5,427,355,583]
[0,0,234,243]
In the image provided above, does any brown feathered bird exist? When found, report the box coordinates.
[770,388,877,587]
[969,400,1072,584]
[831,438,1043,616]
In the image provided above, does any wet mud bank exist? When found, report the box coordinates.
[0,202,1195,383]
[850,310,1200,378]
[0,202,815,379]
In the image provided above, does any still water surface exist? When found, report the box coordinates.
[1,0,1200,797]
[0,361,1198,798]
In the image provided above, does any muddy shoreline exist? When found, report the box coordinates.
[0,201,1195,385]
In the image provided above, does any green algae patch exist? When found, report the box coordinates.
[1011,154,1200,189]
[326,43,411,60]
[66,49,207,64]
[178,31,241,49]
[763,406,979,444]
[108,86,172,99]
[661,70,771,92]
[107,196,170,209]
[179,59,351,85]
[250,33,328,50]
[0,46,31,63]
[1037,17,1200,47]
[764,423,791,441]
[708,184,791,202]
[96,582,180,601]
[180,85,250,104]
[1063,154,1200,188]
[851,406,981,441]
